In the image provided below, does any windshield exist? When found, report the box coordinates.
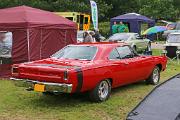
[108,34,130,41]
[51,46,97,60]
[77,32,84,38]
[167,34,180,43]
[176,23,180,30]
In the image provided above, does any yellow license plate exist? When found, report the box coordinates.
[34,84,45,92]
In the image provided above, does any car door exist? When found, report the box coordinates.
[108,48,132,87]
[116,46,150,84]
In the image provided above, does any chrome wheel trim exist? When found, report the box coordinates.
[98,81,109,100]
[153,68,159,83]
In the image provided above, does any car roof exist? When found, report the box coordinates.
[113,33,138,35]
[169,32,180,35]
[71,42,128,47]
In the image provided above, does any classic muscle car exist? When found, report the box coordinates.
[11,42,167,102]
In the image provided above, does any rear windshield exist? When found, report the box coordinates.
[108,34,130,41]
[51,46,97,60]
[77,32,84,38]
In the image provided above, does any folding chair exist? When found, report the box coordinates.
[161,49,180,64]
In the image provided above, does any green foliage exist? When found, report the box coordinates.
[99,22,110,37]
[0,0,179,21]
[139,0,179,21]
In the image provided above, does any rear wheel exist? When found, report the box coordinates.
[89,80,111,102]
[42,92,56,96]
[146,66,160,85]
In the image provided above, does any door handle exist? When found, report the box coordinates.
[124,62,129,65]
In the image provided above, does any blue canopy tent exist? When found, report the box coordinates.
[110,13,155,35]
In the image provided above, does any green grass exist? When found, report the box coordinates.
[0,49,180,120]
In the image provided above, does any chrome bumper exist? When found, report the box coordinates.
[10,78,72,93]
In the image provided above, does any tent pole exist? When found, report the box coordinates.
[27,29,30,61]
[65,30,67,45]
[40,29,42,59]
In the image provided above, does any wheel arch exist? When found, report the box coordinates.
[106,78,113,86]
[156,63,162,71]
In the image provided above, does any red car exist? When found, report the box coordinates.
[11,42,167,102]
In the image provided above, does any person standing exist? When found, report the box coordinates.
[112,22,118,34]
[93,30,101,42]
[117,21,126,33]
[83,31,94,43]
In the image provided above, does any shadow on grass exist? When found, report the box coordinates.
[112,81,147,94]
[27,81,149,109]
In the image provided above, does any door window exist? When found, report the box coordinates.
[116,46,134,59]
[109,48,120,60]
[84,17,88,24]
[0,31,12,64]
[66,17,73,21]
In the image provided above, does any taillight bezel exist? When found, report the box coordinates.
[12,67,19,75]
[64,70,68,81]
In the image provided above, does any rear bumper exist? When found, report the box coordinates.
[10,78,72,93]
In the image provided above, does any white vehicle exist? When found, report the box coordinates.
[164,33,180,58]
[107,33,151,53]
[163,22,180,38]
[77,30,105,43]
[77,31,85,43]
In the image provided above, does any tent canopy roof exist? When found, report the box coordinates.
[0,5,76,29]
[111,13,155,23]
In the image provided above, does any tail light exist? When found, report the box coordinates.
[12,67,19,75]
[64,71,68,81]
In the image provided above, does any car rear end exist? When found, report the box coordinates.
[11,62,81,94]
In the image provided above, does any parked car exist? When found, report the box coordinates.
[163,22,180,38]
[107,33,151,53]
[11,42,167,102]
[77,30,105,43]
[163,33,180,58]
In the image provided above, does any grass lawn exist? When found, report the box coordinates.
[0,49,180,120]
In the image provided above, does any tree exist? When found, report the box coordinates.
[0,0,178,21]
[104,0,140,19]
[139,0,179,21]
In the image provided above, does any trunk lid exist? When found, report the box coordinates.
[18,58,91,83]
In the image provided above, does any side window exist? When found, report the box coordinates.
[116,46,134,59]
[130,36,135,40]
[84,17,88,24]
[109,48,120,60]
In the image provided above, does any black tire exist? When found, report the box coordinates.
[42,92,55,96]
[89,80,111,102]
[146,66,160,85]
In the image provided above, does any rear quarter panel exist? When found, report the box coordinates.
[146,56,167,78]
[80,62,114,92]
